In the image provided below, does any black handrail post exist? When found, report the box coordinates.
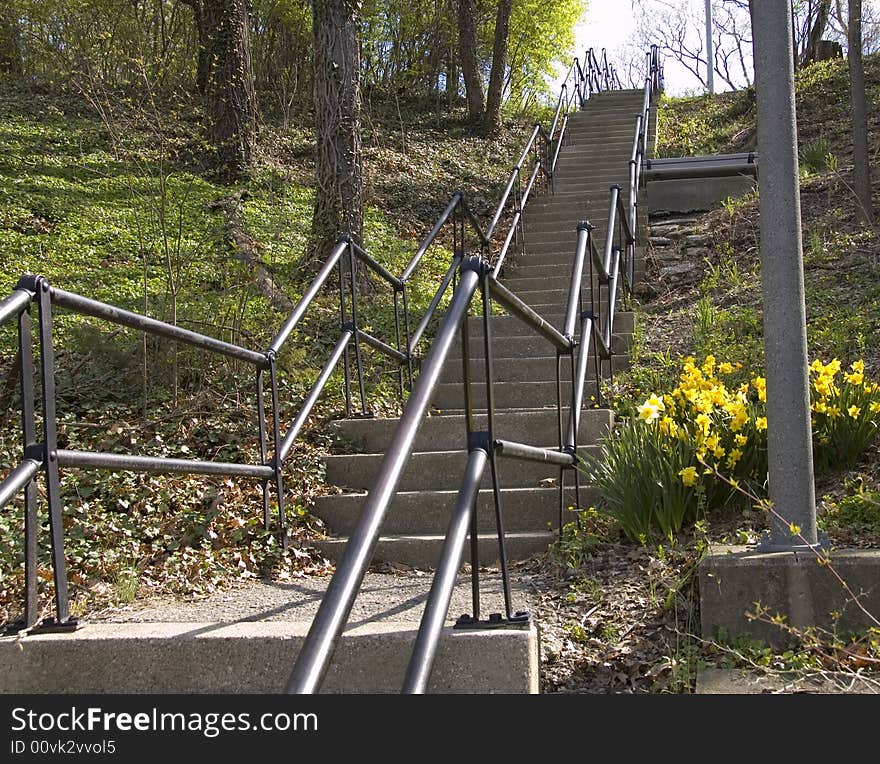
[401,287,413,389]
[347,242,368,416]
[268,354,287,538]
[18,303,39,628]
[555,351,565,533]
[401,445,489,694]
[34,278,73,628]
[286,261,482,695]
[337,258,352,418]
[479,273,513,621]
[393,290,404,400]
[257,368,270,529]
[459,288,481,622]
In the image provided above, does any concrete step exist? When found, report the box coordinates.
[323,445,601,492]
[464,311,635,337]
[439,353,629,384]
[330,407,613,453]
[314,486,601,536]
[494,286,627,309]
[518,239,637,256]
[449,328,632,358]
[526,192,638,209]
[552,166,637,179]
[552,169,637,182]
[449,326,632,357]
[568,113,646,124]
[515,227,626,245]
[499,250,644,268]
[313,530,558,568]
[432,377,618,409]
[500,263,645,283]
[500,273,643,294]
[0,587,539,693]
[546,182,636,195]
[520,217,648,235]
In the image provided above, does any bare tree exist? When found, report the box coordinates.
[311,0,364,262]
[0,5,22,76]
[180,0,212,93]
[800,0,833,65]
[632,1,753,92]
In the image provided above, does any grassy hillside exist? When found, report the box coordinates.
[0,85,530,624]
[609,54,880,552]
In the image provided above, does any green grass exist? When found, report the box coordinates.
[0,83,530,625]
[656,54,880,160]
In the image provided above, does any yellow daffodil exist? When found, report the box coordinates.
[679,466,698,487]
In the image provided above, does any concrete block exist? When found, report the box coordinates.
[647,176,756,214]
[0,621,539,694]
[699,546,880,646]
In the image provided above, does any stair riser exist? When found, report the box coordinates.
[500,250,645,267]
[330,408,613,453]
[526,196,638,213]
[440,354,629,384]
[500,288,628,311]
[501,274,643,293]
[313,532,556,568]
[519,223,648,239]
[464,311,635,336]
[432,380,616,410]
[519,240,639,255]
[314,486,602,535]
[324,446,601,492]
[500,264,645,283]
[448,331,632,359]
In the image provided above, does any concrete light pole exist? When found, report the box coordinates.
[705,0,715,94]
[750,0,819,549]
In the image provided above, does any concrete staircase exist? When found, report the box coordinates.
[314,89,653,570]
[0,89,654,696]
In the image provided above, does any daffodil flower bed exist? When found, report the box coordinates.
[582,355,880,542]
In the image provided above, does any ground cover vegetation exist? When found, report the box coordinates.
[538,51,880,691]
[0,0,582,626]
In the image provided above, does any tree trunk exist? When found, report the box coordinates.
[180,0,211,93]
[446,53,459,107]
[457,0,484,120]
[0,6,22,76]
[848,0,874,224]
[203,0,257,180]
[311,0,364,263]
[482,0,513,135]
[802,0,832,65]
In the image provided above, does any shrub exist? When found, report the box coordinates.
[583,355,880,542]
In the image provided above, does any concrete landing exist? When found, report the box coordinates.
[1,572,542,694]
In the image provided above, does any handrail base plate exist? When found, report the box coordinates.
[454,611,531,630]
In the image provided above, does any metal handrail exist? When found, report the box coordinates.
[400,47,660,694]
[287,46,653,695]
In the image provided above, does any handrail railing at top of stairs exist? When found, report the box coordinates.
[286,46,663,695]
